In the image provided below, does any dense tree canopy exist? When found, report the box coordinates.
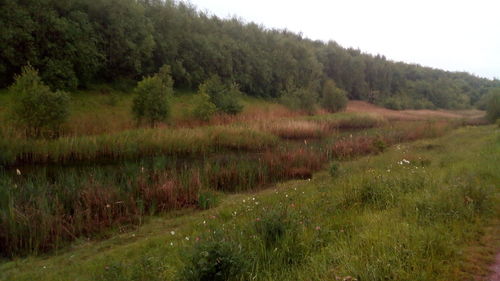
[1,0,498,109]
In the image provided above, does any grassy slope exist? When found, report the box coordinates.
[1,126,498,281]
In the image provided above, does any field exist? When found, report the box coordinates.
[0,90,498,281]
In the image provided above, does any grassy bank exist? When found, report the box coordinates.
[1,125,497,280]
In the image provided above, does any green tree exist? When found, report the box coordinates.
[280,87,318,115]
[132,66,174,126]
[321,79,348,112]
[191,92,217,121]
[199,75,243,115]
[9,64,70,138]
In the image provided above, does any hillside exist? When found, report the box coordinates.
[1,0,499,110]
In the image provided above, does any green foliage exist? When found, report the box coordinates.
[484,88,500,123]
[132,66,173,126]
[192,92,217,121]
[372,135,387,152]
[179,238,249,281]
[253,208,308,265]
[0,0,497,110]
[197,190,219,210]
[255,209,292,247]
[329,161,340,177]
[321,80,348,112]
[280,87,318,115]
[9,65,70,138]
[198,76,243,115]
[96,256,166,281]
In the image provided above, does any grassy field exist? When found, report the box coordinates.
[0,125,497,281]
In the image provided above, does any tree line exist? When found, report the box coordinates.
[1,0,499,109]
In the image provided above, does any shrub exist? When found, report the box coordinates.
[132,65,174,126]
[179,238,249,281]
[192,92,217,121]
[372,135,387,152]
[485,88,500,123]
[199,75,243,115]
[9,64,70,138]
[321,80,348,113]
[280,87,318,115]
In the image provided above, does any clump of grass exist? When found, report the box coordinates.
[329,161,340,177]
[255,209,294,248]
[96,255,167,281]
[197,190,219,210]
[253,207,307,266]
[178,237,249,281]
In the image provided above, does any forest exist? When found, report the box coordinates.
[1,0,499,110]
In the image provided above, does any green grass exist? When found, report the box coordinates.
[1,126,497,280]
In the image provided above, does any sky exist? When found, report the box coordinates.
[187,0,500,80]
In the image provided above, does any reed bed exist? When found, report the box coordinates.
[261,120,328,139]
[0,126,279,166]
[306,112,387,130]
[0,147,326,256]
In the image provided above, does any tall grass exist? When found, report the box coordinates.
[0,126,278,166]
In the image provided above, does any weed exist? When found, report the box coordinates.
[179,238,249,281]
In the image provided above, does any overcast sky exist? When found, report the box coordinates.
[187,0,499,80]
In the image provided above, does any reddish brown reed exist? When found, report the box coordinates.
[331,136,381,159]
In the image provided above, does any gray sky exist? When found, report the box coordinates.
[187,0,500,79]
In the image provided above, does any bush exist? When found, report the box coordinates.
[198,75,243,115]
[280,87,318,115]
[372,135,387,152]
[485,88,500,123]
[321,80,348,112]
[192,92,217,121]
[9,64,70,138]
[132,65,174,126]
[179,238,249,281]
